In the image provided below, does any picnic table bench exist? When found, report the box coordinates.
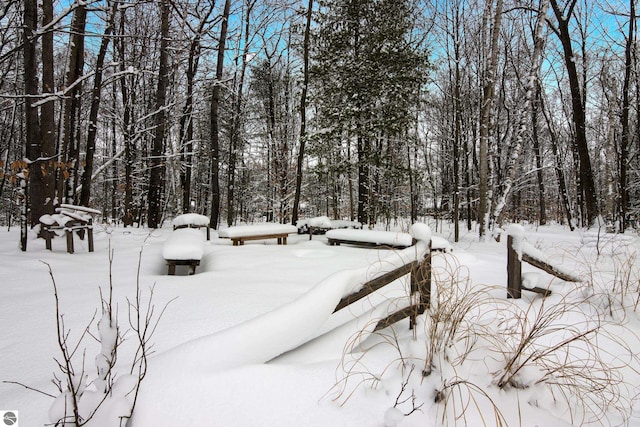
[163,227,205,275]
[218,224,298,246]
[39,204,101,254]
[326,229,415,249]
[172,213,211,240]
[296,216,363,239]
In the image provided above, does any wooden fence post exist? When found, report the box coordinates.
[507,234,521,298]
[410,240,432,328]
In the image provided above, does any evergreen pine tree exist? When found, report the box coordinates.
[312,0,427,225]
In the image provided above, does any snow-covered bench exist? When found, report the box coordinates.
[39,204,101,253]
[163,228,206,275]
[218,224,298,246]
[172,213,211,240]
[326,229,414,249]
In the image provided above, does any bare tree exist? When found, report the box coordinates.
[492,0,549,227]
[478,0,503,239]
[292,0,313,226]
[177,0,216,214]
[57,0,87,204]
[548,0,599,226]
[148,0,171,228]
[618,0,635,231]
[210,0,231,229]
[79,1,118,207]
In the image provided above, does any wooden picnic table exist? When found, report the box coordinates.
[39,204,101,254]
[218,224,297,246]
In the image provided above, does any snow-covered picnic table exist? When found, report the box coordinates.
[326,229,414,249]
[163,227,206,275]
[296,216,362,235]
[218,223,298,246]
[39,204,101,253]
[172,213,211,240]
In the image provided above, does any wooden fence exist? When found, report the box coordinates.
[507,234,581,299]
[332,242,432,331]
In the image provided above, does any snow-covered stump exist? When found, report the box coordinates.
[506,225,581,299]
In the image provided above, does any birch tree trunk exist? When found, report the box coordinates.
[532,86,547,225]
[478,0,503,239]
[492,0,549,226]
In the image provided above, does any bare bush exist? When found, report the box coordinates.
[488,290,635,425]
[326,244,639,426]
[6,240,172,426]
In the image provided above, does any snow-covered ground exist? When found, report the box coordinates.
[1,219,640,426]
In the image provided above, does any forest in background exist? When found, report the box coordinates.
[0,0,638,249]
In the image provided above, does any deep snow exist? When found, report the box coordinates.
[1,219,640,426]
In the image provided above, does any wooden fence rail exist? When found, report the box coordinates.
[507,232,581,299]
[333,242,432,331]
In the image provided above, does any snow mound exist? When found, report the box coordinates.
[132,240,430,426]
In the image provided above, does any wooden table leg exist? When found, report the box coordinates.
[66,230,74,254]
[88,225,94,252]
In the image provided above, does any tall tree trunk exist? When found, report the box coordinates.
[80,0,116,207]
[110,96,117,221]
[492,0,548,226]
[180,41,199,214]
[227,0,252,227]
[38,0,56,221]
[619,0,635,231]
[478,0,503,239]
[180,4,214,214]
[117,10,135,226]
[549,0,599,226]
[148,0,170,228]
[539,83,574,230]
[210,0,231,229]
[532,84,546,225]
[292,0,313,226]
[23,0,40,240]
[58,1,87,204]
[452,2,462,242]
[357,134,371,226]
